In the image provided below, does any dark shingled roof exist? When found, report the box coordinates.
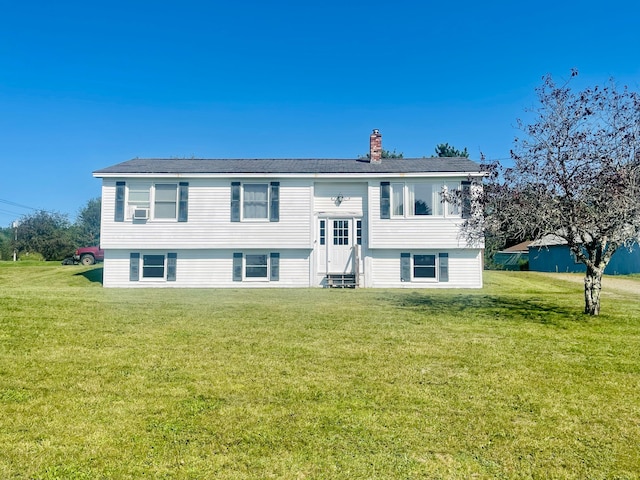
[94,157,482,175]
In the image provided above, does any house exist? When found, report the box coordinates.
[493,240,532,271]
[528,234,640,274]
[93,130,485,288]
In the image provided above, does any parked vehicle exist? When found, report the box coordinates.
[73,246,105,265]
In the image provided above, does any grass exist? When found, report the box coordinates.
[1,263,639,479]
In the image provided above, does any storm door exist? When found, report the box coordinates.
[319,218,356,274]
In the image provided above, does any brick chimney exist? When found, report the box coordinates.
[369,129,382,163]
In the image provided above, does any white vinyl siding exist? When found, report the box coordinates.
[100,179,311,250]
[313,182,366,215]
[367,249,482,289]
[103,249,311,288]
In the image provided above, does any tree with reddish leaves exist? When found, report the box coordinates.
[468,72,640,315]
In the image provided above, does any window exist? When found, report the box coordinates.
[154,184,178,219]
[129,253,177,281]
[391,183,404,216]
[231,182,279,222]
[409,184,436,216]
[414,254,436,278]
[356,220,362,245]
[333,220,349,245]
[243,184,268,219]
[461,180,471,219]
[445,183,460,216]
[385,181,462,218]
[401,252,449,282]
[128,184,150,220]
[128,185,150,209]
[143,254,165,278]
[319,220,326,245]
[120,182,188,222]
[233,252,280,281]
[246,254,268,278]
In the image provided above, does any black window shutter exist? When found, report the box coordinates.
[231,182,241,222]
[380,182,390,219]
[461,180,472,219]
[129,253,140,281]
[167,252,177,281]
[115,181,125,222]
[270,252,280,281]
[233,252,243,281]
[400,253,411,282]
[270,182,280,222]
[439,252,449,282]
[178,182,189,222]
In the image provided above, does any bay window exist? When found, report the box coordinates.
[384,181,462,218]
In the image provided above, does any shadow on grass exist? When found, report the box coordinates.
[74,266,103,284]
[391,292,582,325]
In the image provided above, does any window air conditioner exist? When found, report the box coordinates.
[133,207,149,220]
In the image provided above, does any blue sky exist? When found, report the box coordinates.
[1,0,639,224]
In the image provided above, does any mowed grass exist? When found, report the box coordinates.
[0,263,639,479]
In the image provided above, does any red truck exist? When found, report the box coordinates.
[73,246,105,265]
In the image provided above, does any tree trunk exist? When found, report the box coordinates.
[584,266,603,315]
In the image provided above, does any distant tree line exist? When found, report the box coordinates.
[360,143,470,159]
[0,198,101,261]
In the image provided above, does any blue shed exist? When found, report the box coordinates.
[528,235,640,275]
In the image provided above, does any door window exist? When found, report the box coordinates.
[333,220,349,245]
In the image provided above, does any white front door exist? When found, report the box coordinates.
[320,218,355,274]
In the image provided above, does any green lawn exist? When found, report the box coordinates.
[1,263,639,479]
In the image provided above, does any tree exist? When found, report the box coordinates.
[435,143,469,158]
[75,197,101,246]
[0,227,12,260]
[15,211,76,261]
[468,72,640,315]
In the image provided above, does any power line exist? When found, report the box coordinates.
[0,208,25,217]
[0,198,58,215]
[0,198,40,211]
